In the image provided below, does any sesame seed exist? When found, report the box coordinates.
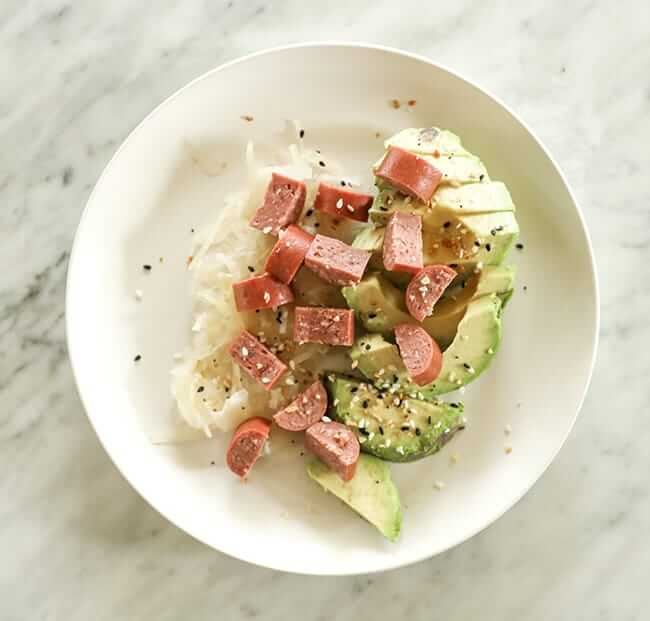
[142,264,152,272]
[504,424,512,435]
[133,354,141,362]
[261,377,270,384]
[262,226,272,234]
[134,289,143,301]
[299,129,305,138]
[346,205,355,213]
[321,415,332,423]
[263,291,271,304]
[336,198,343,209]
[351,360,358,369]
[319,161,326,167]
[434,481,445,490]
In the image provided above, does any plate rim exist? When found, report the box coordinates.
[65,41,600,575]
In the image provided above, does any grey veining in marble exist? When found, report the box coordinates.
[1,1,649,619]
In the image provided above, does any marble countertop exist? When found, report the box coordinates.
[1,1,648,619]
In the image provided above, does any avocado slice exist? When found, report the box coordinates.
[351,294,504,397]
[360,211,518,269]
[342,267,513,349]
[327,376,464,462]
[384,127,470,157]
[307,454,402,542]
[370,183,515,229]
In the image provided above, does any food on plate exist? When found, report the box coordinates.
[405,264,457,321]
[293,306,355,346]
[382,212,423,274]
[307,454,402,541]
[273,380,328,431]
[394,323,443,385]
[232,273,294,311]
[264,225,314,284]
[375,145,442,202]
[226,417,272,477]
[326,376,464,462]
[229,330,287,391]
[305,421,360,481]
[172,125,519,541]
[250,172,306,235]
[304,234,372,286]
[314,182,373,222]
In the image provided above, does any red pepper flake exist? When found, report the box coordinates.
[187,255,193,265]
[390,99,401,109]
[241,115,254,122]
[407,99,417,107]
[433,149,440,158]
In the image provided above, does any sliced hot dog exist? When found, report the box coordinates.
[229,330,287,390]
[304,234,371,286]
[250,173,306,235]
[375,146,442,203]
[383,212,423,274]
[273,380,328,431]
[293,307,355,346]
[305,421,360,481]
[314,182,374,223]
[226,417,272,478]
[232,273,294,312]
[264,225,314,284]
[405,265,457,322]
[394,323,443,386]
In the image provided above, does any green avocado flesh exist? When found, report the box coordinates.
[307,454,402,542]
[342,267,513,350]
[349,294,503,397]
[326,376,464,463]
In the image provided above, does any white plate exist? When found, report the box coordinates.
[66,43,599,575]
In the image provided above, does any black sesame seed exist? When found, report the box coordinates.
[379,426,384,435]
[210,461,215,465]
[485,243,492,252]
[443,221,451,228]
[350,387,358,393]
[191,228,195,233]
[340,180,346,186]
[299,129,305,138]
[523,285,528,291]
[463,363,471,370]
[143,264,152,271]
[359,427,370,436]
[427,416,432,425]
[479,174,485,181]
[133,354,141,362]
[362,400,369,409]
[305,209,314,217]
[415,428,421,436]
[225,386,230,392]
[379,206,388,211]
[401,425,410,431]
[516,243,524,250]
[314,222,320,228]
[474,240,481,247]
[449,263,458,268]
[197,386,205,393]
[247,265,255,273]
[490,229,496,236]
[365,344,371,351]
[496,225,504,231]
[450,402,459,408]
[319,161,326,167]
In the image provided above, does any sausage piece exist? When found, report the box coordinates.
[394,323,443,385]
[232,273,294,312]
[264,225,314,284]
[250,173,306,235]
[375,146,442,203]
[273,381,328,431]
[304,234,371,286]
[314,182,374,223]
[229,330,287,390]
[226,417,272,478]
[293,307,355,346]
[405,265,457,322]
[383,212,423,274]
[305,421,360,481]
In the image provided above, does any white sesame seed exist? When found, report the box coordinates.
[333,398,339,406]
[487,347,494,354]
[134,289,143,301]
[420,275,430,285]
[346,204,355,213]
[351,360,358,369]
[263,291,271,303]
[504,424,512,435]
[321,415,332,423]
[263,226,273,234]
[261,377,270,384]
[172,352,183,360]
[434,481,445,490]
[335,198,343,209]
[255,363,263,369]
[241,347,249,357]
[333,315,340,322]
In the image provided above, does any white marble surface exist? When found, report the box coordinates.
[1,1,648,618]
